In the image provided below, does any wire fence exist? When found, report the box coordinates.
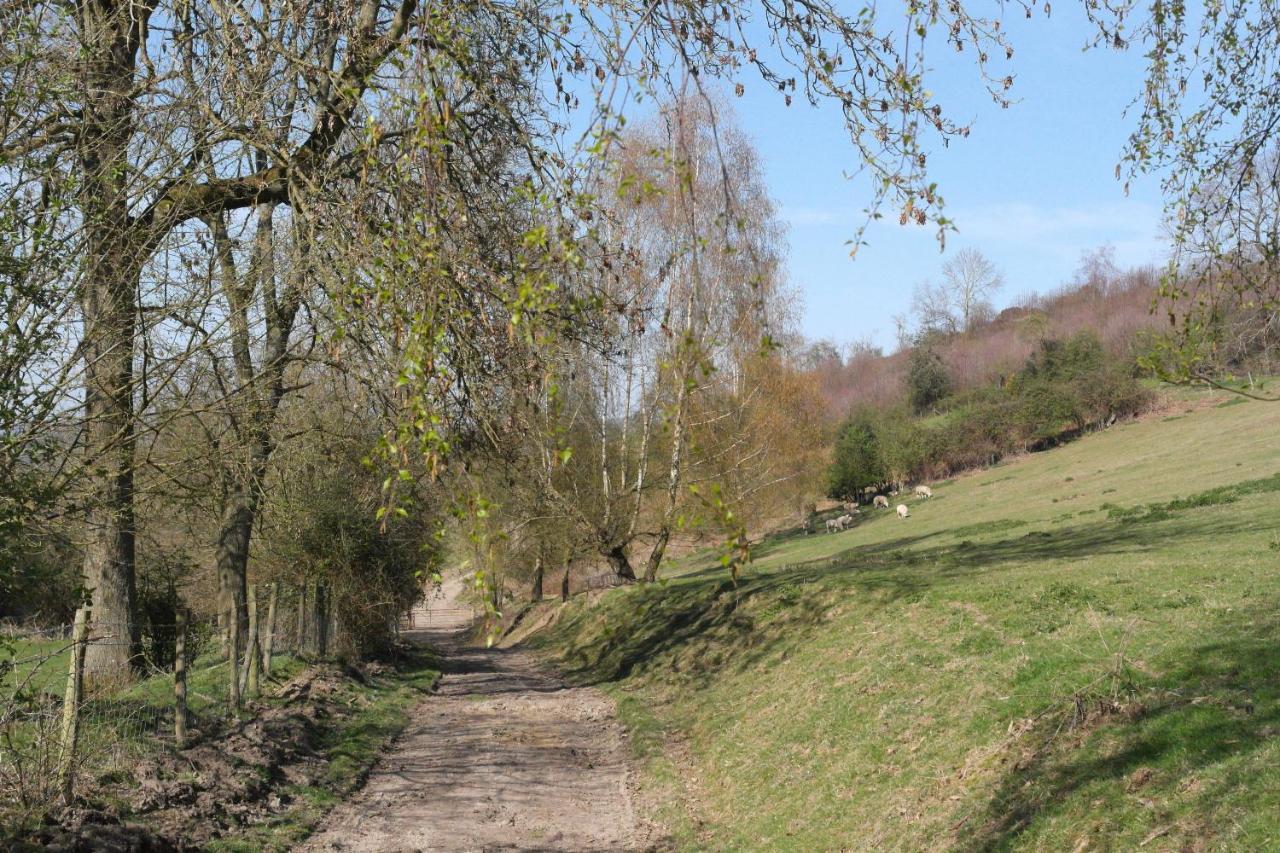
[0,580,355,831]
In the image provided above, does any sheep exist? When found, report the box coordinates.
[836,513,854,530]
[825,518,842,533]
[914,485,933,499]
[896,504,910,519]
[873,495,889,509]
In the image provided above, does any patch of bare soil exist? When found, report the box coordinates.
[30,663,387,852]
[304,624,642,852]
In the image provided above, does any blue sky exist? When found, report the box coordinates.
[723,5,1169,351]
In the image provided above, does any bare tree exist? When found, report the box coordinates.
[942,248,1004,331]
[910,279,961,336]
[910,248,1003,336]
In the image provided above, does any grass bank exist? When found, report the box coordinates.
[533,388,1280,850]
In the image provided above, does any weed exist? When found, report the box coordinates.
[948,518,1029,539]
[1107,472,1280,523]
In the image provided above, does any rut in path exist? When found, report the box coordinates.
[303,606,639,852]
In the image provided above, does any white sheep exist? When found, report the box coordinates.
[873,495,889,509]
[825,518,842,533]
[836,513,854,530]
[896,504,910,519]
[914,485,933,499]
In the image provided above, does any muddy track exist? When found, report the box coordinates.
[303,606,639,852]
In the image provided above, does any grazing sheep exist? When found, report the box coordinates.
[873,495,889,509]
[896,504,910,519]
[825,518,842,533]
[914,485,933,499]
[836,514,854,530]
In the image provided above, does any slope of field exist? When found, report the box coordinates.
[533,388,1280,851]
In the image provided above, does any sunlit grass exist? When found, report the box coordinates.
[535,387,1280,850]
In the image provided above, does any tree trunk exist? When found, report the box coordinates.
[79,4,144,680]
[643,527,670,584]
[643,97,702,587]
[261,583,277,676]
[530,555,544,601]
[560,565,571,602]
[300,582,329,658]
[643,370,689,584]
[207,202,302,648]
[314,583,329,657]
[215,493,253,655]
[296,581,308,650]
[603,543,637,582]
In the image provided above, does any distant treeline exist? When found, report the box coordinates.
[826,331,1152,501]
[810,252,1162,416]
[812,248,1280,502]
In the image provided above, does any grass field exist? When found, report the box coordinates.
[535,387,1280,850]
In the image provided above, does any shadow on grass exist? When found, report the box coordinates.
[551,509,1278,696]
[958,606,1280,851]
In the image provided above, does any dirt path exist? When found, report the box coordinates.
[303,590,640,852]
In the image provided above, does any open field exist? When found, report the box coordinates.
[534,388,1280,850]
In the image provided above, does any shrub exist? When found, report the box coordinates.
[0,525,80,626]
[1011,333,1151,438]
[264,435,444,657]
[827,331,1154,489]
[1080,363,1153,423]
[907,338,952,415]
[826,410,885,501]
[1015,378,1083,442]
[876,411,923,487]
[135,548,197,670]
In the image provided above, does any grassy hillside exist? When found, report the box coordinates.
[533,388,1280,851]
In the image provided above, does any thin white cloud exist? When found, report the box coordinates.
[950,200,1168,266]
[782,205,839,226]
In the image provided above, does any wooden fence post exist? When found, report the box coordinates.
[58,607,90,806]
[296,581,308,654]
[243,583,260,698]
[174,610,188,748]
[326,594,340,658]
[261,583,277,677]
[227,604,240,714]
[315,583,328,657]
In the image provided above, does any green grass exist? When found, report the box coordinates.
[534,388,1280,850]
[4,636,74,695]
